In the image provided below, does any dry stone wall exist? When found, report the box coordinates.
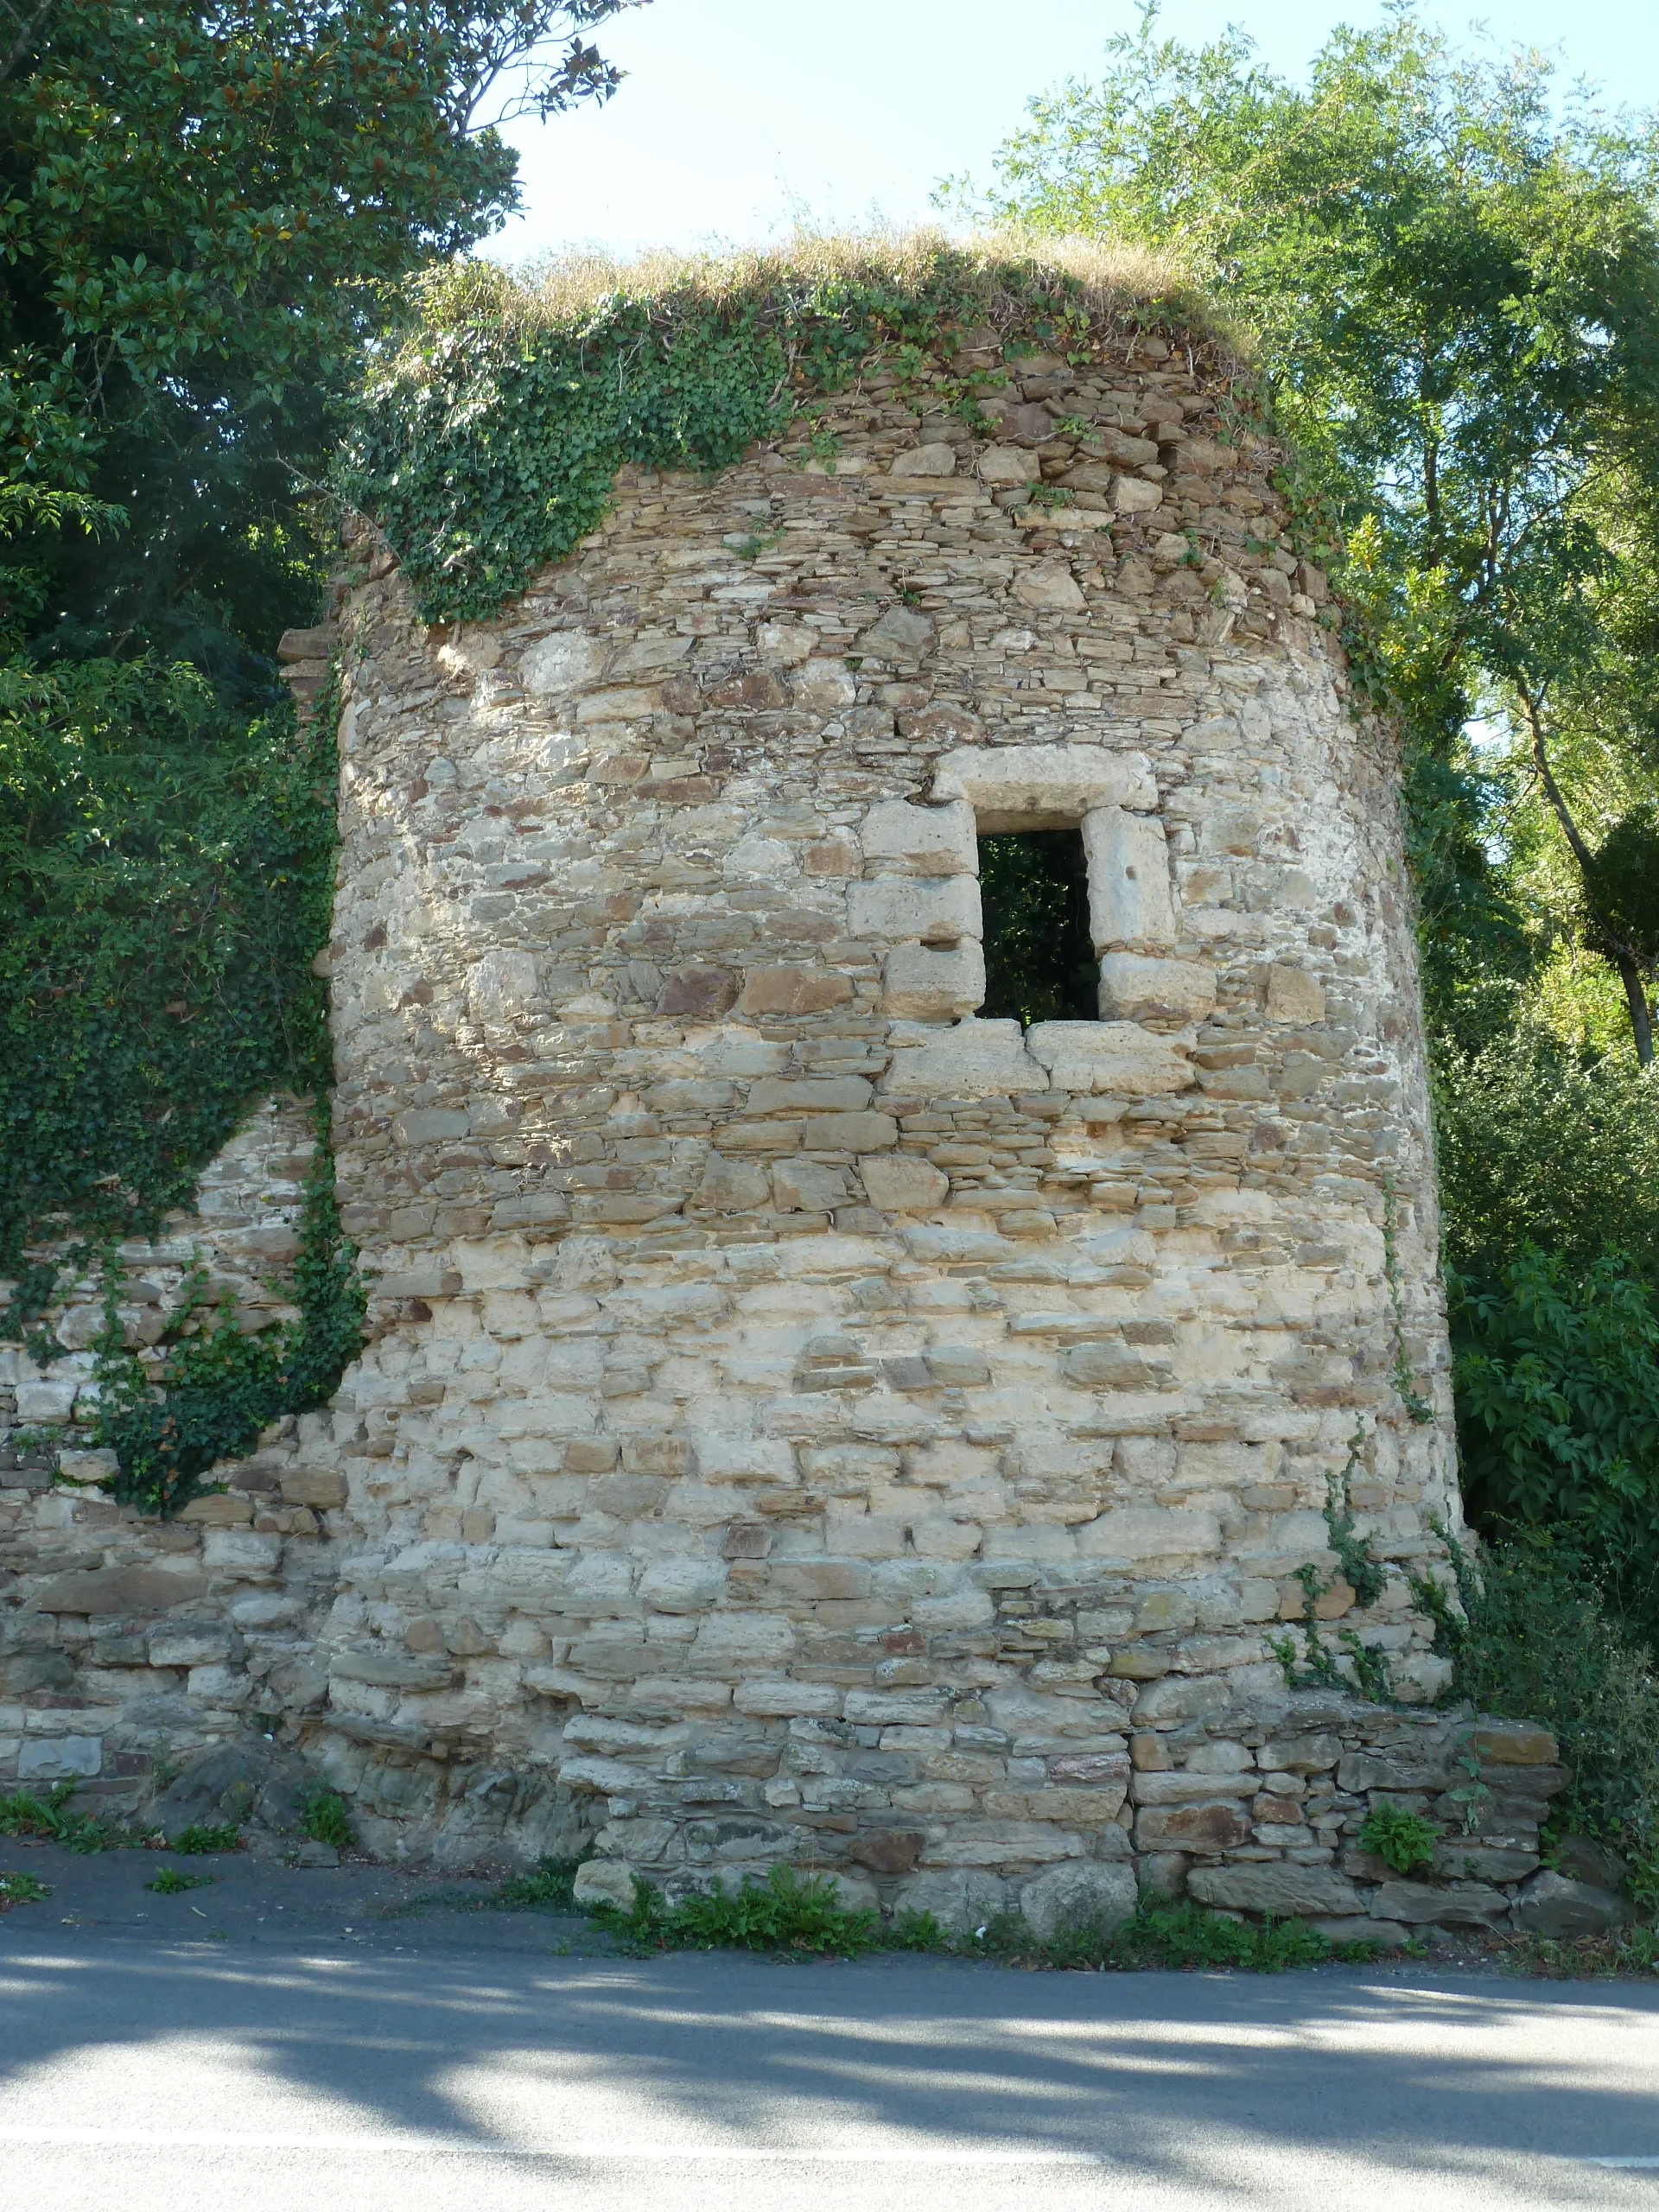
[10,302,1596,1938]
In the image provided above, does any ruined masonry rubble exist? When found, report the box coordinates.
[6,297,1601,1938]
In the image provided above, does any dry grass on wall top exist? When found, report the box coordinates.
[337,229,1251,627]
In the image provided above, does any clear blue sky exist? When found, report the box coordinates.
[493,1,1659,263]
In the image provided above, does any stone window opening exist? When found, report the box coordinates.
[862,744,1217,1098]
[977,828,1098,1026]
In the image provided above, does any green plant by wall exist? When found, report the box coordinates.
[588,1872,1378,1972]
[1360,1806,1440,1874]
[0,655,335,1291]
[594,1865,901,1958]
[1415,1523,1659,1912]
[168,1822,242,1856]
[297,1788,355,1853]
[337,238,1224,626]
[0,1781,122,1853]
[1448,1247,1659,1647]
[88,1110,366,1517]
[1269,1428,1402,1702]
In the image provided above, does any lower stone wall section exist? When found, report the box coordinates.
[0,1465,1620,1941]
[0,1099,1623,1941]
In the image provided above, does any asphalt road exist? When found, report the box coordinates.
[4,1844,1659,2209]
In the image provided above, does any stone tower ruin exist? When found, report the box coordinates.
[7,252,1510,1934]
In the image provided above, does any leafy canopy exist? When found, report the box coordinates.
[962,3,1659,710]
[1452,1248,1659,1640]
[0,0,644,681]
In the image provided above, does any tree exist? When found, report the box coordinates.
[0,0,647,690]
[957,1,1659,1059]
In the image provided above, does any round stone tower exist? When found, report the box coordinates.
[314,251,1463,1909]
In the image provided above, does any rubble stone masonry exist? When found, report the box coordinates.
[7,301,1580,1941]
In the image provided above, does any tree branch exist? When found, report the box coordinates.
[0,0,55,89]
[1522,683,1655,1065]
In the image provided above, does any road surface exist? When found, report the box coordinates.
[3,1844,1657,2209]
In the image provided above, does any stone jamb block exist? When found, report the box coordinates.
[882,941,986,1021]
[859,798,978,878]
[1083,808,1178,949]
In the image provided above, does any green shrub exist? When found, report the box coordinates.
[493,1856,582,1911]
[1434,1032,1659,1287]
[0,1870,51,1907]
[1360,1807,1440,1874]
[1098,1902,1376,1972]
[296,1788,354,1853]
[0,1781,119,1853]
[594,1865,884,1958]
[146,1867,219,1894]
[168,1822,241,1855]
[1418,1529,1659,1910]
[1449,1249,1659,1642]
[588,1871,1376,1972]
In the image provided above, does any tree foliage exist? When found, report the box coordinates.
[963,0,1659,1059]
[0,0,644,682]
[1451,1249,1659,1638]
[1434,1030,1659,1286]
[0,658,334,1269]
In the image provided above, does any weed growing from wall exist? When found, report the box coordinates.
[1382,1174,1435,1424]
[1414,1524,1659,1910]
[1270,1428,1401,1701]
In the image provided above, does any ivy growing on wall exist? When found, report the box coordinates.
[0,656,335,1284]
[90,1111,367,1517]
[338,238,1223,625]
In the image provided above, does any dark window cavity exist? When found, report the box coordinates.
[977,830,1098,1026]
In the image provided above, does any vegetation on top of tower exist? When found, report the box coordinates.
[337,232,1233,626]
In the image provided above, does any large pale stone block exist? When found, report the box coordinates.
[849,876,982,943]
[1025,1020,1195,1096]
[858,1154,949,1211]
[573,1859,639,1910]
[1264,963,1327,1022]
[931,743,1155,826]
[859,798,978,876]
[521,631,606,694]
[1186,1864,1363,1917]
[1020,1859,1137,1942]
[17,1735,101,1779]
[976,445,1044,484]
[880,1017,1041,1097]
[1013,562,1086,613]
[1097,953,1216,1023]
[1083,808,1177,946]
[467,948,539,1019]
[887,442,957,477]
[1077,1507,1222,1560]
[883,940,985,1020]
